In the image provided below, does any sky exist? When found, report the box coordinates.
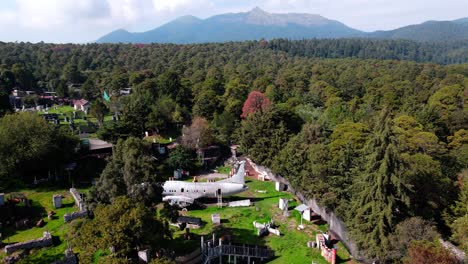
[0,0,467,43]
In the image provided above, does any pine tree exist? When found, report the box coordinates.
[350,109,411,262]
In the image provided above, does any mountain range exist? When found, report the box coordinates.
[96,7,468,44]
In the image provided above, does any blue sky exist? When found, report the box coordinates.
[0,0,467,43]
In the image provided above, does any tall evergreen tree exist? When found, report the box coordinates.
[349,109,411,262]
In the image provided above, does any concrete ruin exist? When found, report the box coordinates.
[279,198,288,210]
[69,188,84,211]
[253,220,280,236]
[316,234,336,264]
[64,188,87,223]
[4,231,53,254]
[64,210,88,223]
[228,199,251,207]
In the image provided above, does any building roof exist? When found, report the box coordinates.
[88,138,113,151]
[73,99,89,106]
[294,204,310,212]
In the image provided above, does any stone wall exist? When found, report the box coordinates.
[69,188,84,211]
[248,158,361,260]
[64,210,88,223]
[4,231,52,254]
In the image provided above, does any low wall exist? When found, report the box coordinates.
[4,231,52,254]
[69,188,84,211]
[64,210,88,223]
[248,159,361,260]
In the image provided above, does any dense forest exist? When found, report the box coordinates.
[0,39,466,263]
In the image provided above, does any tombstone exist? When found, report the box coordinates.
[65,247,76,260]
[275,182,285,192]
[53,194,62,209]
[279,198,288,211]
[73,111,77,119]
[0,193,4,206]
[174,169,182,180]
[211,213,220,225]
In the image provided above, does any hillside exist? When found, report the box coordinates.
[369,19,468,42]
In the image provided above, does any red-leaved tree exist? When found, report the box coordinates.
[241,91,271,118]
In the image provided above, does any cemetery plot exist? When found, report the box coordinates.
[41,105,114,137]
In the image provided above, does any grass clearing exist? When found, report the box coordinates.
[214,166,232,174]
[169,178,356,264]
[1,186,88,264]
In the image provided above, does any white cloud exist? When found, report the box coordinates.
[0,0,467,42]
[153,0,190,12]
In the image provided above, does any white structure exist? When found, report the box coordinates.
[211,213,221,225]
[162,161,248,207]
[138,249,150,263]
[120,88,132,95]
[279,198,288,211]
[275,181,285,192]
[72,99,90,112]
[295,204,312,221]
[258,172,269,181]
[253,220,281,236]
[228,199,251,207]
[53,194,62,209]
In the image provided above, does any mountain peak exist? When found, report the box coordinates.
[250,6,268,14]
[173,15,201,24]
[97,8,363,44]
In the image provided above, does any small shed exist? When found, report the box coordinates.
[275,181,286,191]
[72,99,90,112]
[177,216,202,229]
[294,204,312,221]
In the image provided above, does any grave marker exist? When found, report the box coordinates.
[53,194,62,209]
[211,213,220,225]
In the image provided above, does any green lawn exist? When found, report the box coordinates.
[169,179,356,264]
[214,166,232,174]
[1,186,88,263]
[144,135,174,144]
